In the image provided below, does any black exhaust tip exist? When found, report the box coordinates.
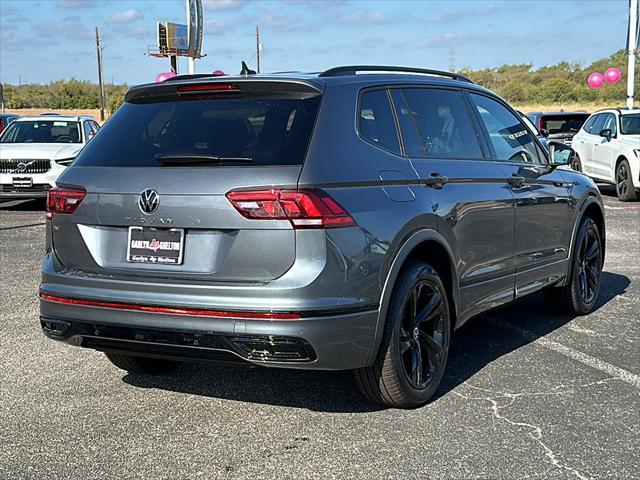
[40,318,71,337]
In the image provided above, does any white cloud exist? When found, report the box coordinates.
[58,0,95,8]
[202,0,248,12]
[108,9,143,25]
[333,11,393,25]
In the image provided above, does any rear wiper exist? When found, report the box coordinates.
[155,154,254,165]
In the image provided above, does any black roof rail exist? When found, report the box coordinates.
[319,65,474,83]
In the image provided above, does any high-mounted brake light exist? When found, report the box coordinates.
[177,84,238,93]
[226,189,356,229]
[46,187,86,219]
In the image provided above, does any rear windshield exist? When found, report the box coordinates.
[620,114,640,135]
[73,96,321,167]
[0,120,81,144]
[540,114,588,135]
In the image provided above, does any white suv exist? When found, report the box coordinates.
[572,108,640,201]
[0,115,100,199]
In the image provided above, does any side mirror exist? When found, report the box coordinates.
[548,141,574,167]
[540,128,550,138]
[599,129,612,141]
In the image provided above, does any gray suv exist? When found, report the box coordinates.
[40,66,605,408]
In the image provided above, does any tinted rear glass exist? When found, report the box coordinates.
[540,115,588,135]
[74,96,321,167]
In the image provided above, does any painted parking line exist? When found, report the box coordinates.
[491,318,640,389]
[603,205,640,210]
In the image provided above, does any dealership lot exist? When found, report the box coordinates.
[0,189,638,479]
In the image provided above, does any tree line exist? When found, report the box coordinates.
[1,50,637,112]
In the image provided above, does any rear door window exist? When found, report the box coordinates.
[469,93,545,164]
[73,95,321,167]
[358,89,401,155]
[396,88,482,159]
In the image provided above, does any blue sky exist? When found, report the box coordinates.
[0,0,630,86]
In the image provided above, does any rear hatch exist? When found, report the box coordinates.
[539,113,589,143]
[51,79,322,283]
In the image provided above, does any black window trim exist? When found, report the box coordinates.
[464,90,550,166]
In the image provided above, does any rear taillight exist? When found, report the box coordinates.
[226,189,356,229]
[538,118,543,132]
[46,187,86,219]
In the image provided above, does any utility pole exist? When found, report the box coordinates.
[256,25,261,73]
[627,0,639,109]
[95,27,105,121]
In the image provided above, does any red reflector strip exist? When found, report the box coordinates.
[40,294,300,320]
[177,84,238,93]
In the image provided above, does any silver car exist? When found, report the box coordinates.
[0,115,100,199]
[39,67,605,408]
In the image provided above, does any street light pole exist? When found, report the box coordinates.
[95,27,105,121]
[256,25,261,73]
[628,0,639,109]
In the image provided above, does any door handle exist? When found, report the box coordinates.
[424,173,449,189]
[507,174,526,188]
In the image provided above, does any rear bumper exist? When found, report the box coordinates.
[39,294,378,370]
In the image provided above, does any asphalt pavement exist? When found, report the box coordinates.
[0,188,638,479]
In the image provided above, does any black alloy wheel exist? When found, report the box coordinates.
[615,159,639,201]
[576,227,602,305]
[355,261,451,408]
[571,153,582,172]
[399,280,446,389]
[544,217,603,315]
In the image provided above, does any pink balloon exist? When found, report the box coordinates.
[604,67,621,85]
[587,72,604,89]
[155,71,177,83]
[212,70,225,76]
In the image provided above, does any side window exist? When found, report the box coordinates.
[589,115,606,136]
[582,115,598,134]
[91,121,100,133]
[602,113,617,136]
[399,88,482,159]
[82,121,93,142]
[358,89,401,155]
[469,93,545,164]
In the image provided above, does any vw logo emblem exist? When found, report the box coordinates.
[16,162,27,173]
[138,189,159,215]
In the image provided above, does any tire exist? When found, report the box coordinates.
[104,352,182,374]
[570,152,582,172]
[355,261,451,408]
[544,217,603,315]
[615,158,639,202]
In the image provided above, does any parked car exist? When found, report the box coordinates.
[517,110,548,150]
[0,115,100,198]
[527,111,589,145]
[0,113,20,135]
[39,67,605,408]
[572,108,640,201]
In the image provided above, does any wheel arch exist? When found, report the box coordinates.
[563,194,606,286]
[367,229,459,365]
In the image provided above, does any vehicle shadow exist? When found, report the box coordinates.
[0,198,46,211]
[122,271,630,412]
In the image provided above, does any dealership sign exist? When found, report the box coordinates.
[186,0,203,58]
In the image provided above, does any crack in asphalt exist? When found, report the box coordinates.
[0,222,45,231]
[452,382,597,480]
